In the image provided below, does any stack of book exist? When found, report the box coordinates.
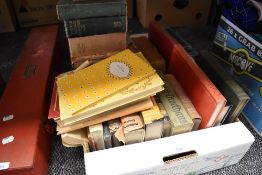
[56,0,127,68]
[48,49,200,151]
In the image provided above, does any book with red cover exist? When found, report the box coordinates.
[48,82,60,121]
[148,21,226,129]
[169,45,226,129]
[148,21,178,62]
[0,25,59,175]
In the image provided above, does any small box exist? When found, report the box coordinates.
[0,0,16,33]
[12,0,59,28]
[84,122,254,175]
[136,0,212,28]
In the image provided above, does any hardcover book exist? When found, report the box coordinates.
[108,119,125,147]
[64,16,127,38]
[57,49,156,125]
[131,36,166,72]
[103,122,112,149]
[57,71,163,126]
[61,129,88,147]
[157,102,172,137]
[166,74,202,131]
[197,51,250,124]
[141,97,164,141]
[121,114,145,144]
[212,16,262,135]
[48,82,60,121]
[88,124,105,151]
[158,76,194,135]
[169,44,227,129]
[56,97,154,134]
[57,0,127,20]
[68,32,126,64]
[148,21,179,62]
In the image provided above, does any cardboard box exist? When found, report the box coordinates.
[12,0,58,27]
[85,122,254,175]
[0,0,16,33]
[0,25,59,175]
[136,0,212,28]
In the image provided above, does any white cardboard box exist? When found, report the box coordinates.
[84,122,254,175]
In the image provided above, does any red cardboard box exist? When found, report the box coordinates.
[0,25,59,175]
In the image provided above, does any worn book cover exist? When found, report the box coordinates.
[48,82,60,120]
[197,51,250,124]
[166,74,202,131]
[121,114,145,144]
[157,102,172,137]
[141,96,164,141]
[68,32,126,64]
[108,119,125,147]
[64,16,127,38]
[57,97,154,134]
[158,75,194,135]
[103,122,112,149]
[61,129,88,148]
[88,124,105,151]
[132,36,166,72]
[57,49,156,120]
[57,0,127,20]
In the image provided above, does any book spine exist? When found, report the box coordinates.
[158,78,193,135]
[64,16,127,38]
[166,74,201,131]
[57,2,127,21]
[68,33,126,63]
[103,122,112,148]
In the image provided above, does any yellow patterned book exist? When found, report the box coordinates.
[57,49,156,115]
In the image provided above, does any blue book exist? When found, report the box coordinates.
[212,16,262,135]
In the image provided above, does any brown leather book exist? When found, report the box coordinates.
[68,32,126,65]
[131,36,166,73]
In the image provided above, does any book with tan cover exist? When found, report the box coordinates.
[158,75,194,135]
[61,129,88,147]
[166,74,202,131]
[68,32,126,63]
[121,114,145,144]
[57,49,157,125]
[88,124,105,151]
[57,97,154,134]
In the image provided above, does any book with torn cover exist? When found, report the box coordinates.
[103,122,112,149]
[61,129,88,148]
[108,119,125,147]
[121,114,145,144]
[88,124,105,151]
[141,97,164,141]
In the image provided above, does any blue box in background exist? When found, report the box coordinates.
[212,16,262,135]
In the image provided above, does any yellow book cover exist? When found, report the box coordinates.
[57,49,156,115]
[141,97,163,124]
